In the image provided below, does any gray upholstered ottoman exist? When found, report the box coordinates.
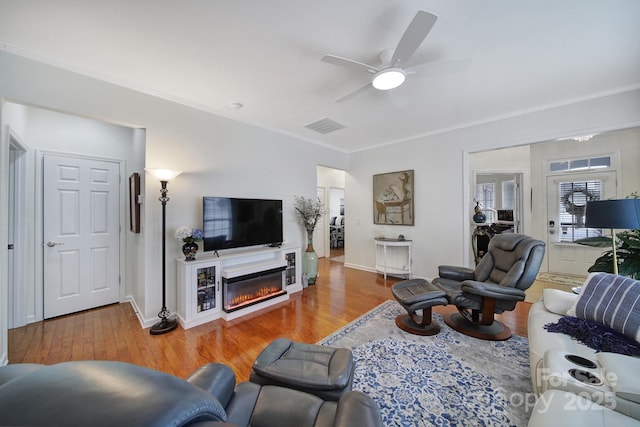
[250,338,355,401]
[391,278,448,335]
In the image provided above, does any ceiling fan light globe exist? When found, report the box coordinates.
[372,68,406,90]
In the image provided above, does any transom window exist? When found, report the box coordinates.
[549,155,611,173]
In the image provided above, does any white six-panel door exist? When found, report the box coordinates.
[43,154,120,319]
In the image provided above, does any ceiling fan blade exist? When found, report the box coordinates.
[390,10,438,67]
[322,54,380,75]
[335,82,373,103]
[405,59,470,76]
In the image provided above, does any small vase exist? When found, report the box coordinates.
[182,241,198,261]
[473,202,486,224]
[302,230,318,285]
[473,212,487,224]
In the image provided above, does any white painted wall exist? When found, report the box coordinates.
[530,127,640,250]
[2,103,141,326]
[467,130,640,274]
[345,89,640,280]
[0,51,349,362]
[0,48,638,364]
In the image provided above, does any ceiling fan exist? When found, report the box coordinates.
[321,10,438,103]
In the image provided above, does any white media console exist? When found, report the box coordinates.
[176,244,302,329]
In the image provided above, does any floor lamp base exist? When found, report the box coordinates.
[150,317,178,335]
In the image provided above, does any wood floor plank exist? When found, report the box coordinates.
[8,259,531,380]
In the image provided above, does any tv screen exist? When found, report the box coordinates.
[203,197,283,251]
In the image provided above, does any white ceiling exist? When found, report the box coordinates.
[1,0,639,153]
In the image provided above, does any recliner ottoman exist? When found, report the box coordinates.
[250,338,355,401]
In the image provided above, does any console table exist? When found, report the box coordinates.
[374,238,413,279]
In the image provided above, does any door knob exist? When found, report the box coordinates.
[47,241,64,247]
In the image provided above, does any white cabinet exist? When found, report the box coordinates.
[176,258,222,329]
[284,247,301,289]
[177,245,301,329]
[375,238,413,279]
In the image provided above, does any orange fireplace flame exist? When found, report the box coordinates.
[227,286,284,310]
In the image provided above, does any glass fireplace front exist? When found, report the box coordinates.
[223,266,286,312]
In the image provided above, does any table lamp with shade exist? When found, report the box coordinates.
[146,168,182,335]
[584,198,640,275]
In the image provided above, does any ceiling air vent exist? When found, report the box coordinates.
[304,117,345,134]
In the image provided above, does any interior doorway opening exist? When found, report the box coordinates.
[317,166,346,261]
[328,187,345,259]
[468,127,638,276]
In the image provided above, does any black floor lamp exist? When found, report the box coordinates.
[585,198,640,275]
[146,168,182,335]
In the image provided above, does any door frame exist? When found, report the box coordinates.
[7,127,28,328]
[35,150,126,321]
[314,186,326,258]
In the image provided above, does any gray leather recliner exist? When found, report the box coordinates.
[433,233,545,340]
[0,360,383,427]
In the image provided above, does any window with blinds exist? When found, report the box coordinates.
[557,180,603,242]
[502,180,515,210]
[475,183,495,223]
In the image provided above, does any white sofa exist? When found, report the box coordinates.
[527,272,640,424]
[528,287,595,394]
[529,390,640,427]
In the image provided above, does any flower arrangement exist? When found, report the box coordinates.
[175,226,204,244]
[294,196,325,233]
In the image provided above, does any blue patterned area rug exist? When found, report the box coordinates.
[318,300,532,426]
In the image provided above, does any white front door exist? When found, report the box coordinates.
[43,154,121,318]
[546,171,616,275]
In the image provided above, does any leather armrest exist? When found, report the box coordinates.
[461,280,526,301]
[0,364,44,386]
[0,361,228,426]
[437,265,475,282]
[186,363,236,408]
[333,391,384,427]
[224,382,262,427]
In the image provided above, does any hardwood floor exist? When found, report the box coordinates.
[8,258,531,381]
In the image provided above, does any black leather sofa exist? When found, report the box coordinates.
[0,360,383,427]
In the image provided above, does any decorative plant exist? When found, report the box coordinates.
[174,226,204,244]
[294,196,325,233]
[576,192,640,279]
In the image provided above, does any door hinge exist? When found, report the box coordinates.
[8,244,14,250]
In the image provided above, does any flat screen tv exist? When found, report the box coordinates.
[203,197,283,252]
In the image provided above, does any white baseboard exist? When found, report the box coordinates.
[343,262,376,273]
[124,296,156,329]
